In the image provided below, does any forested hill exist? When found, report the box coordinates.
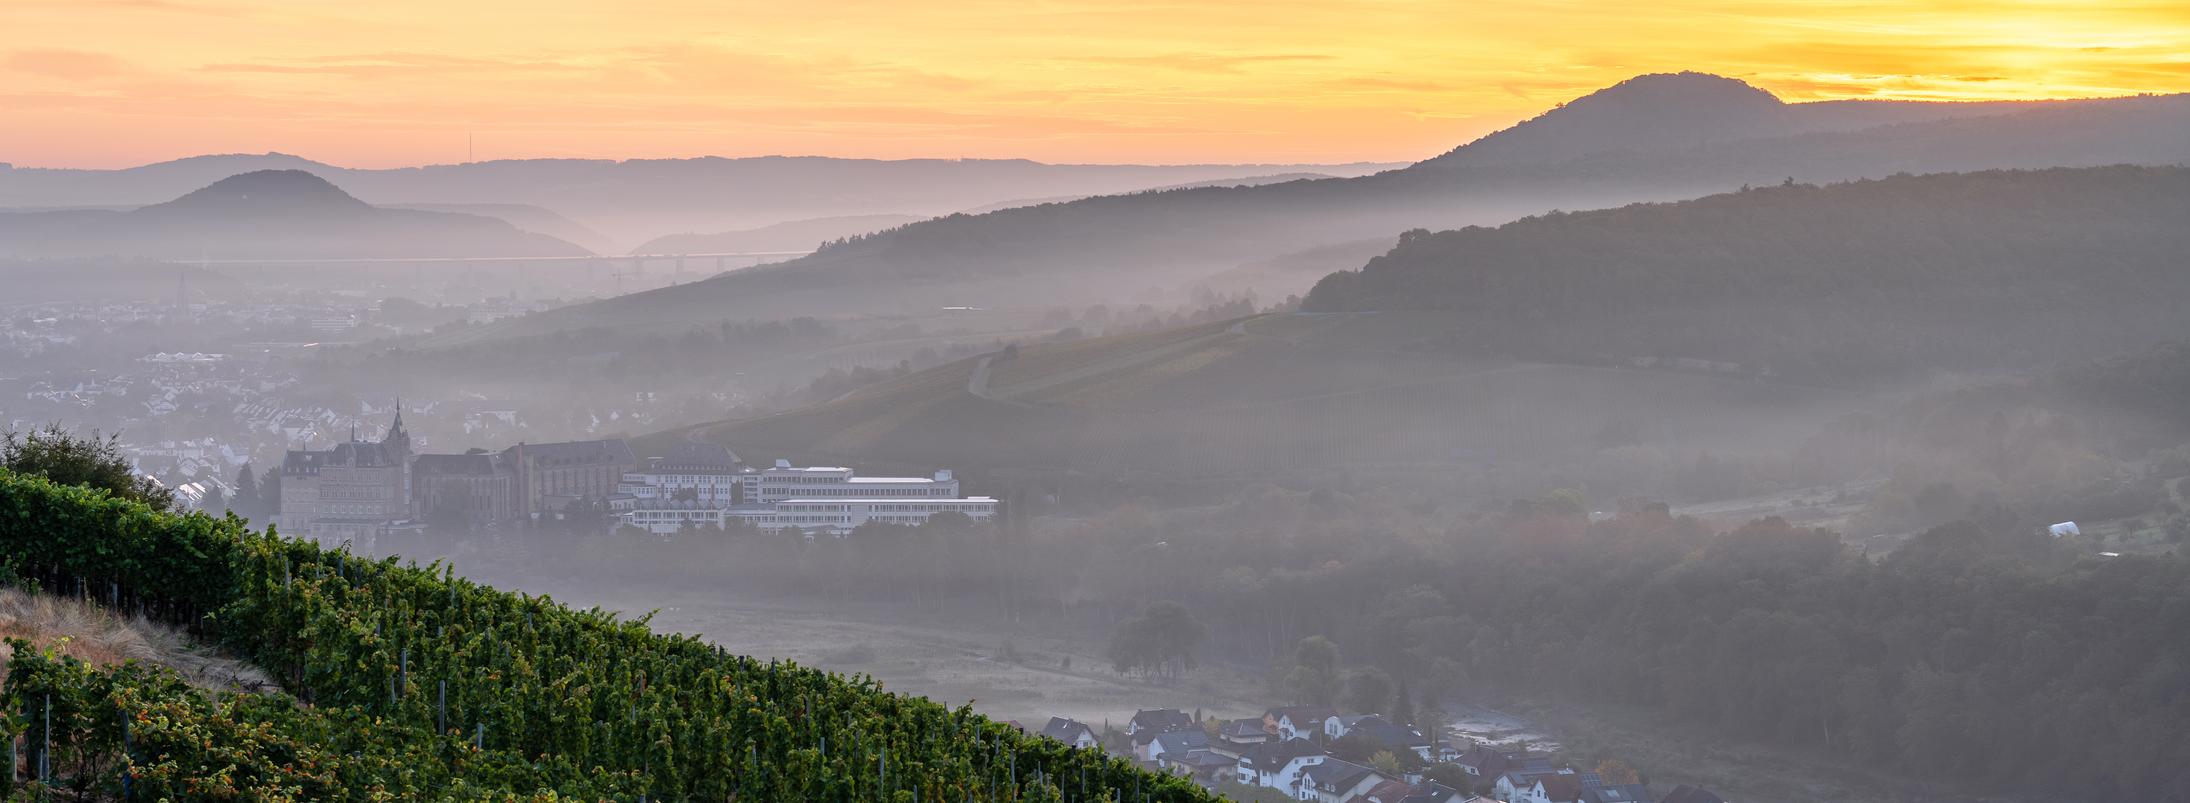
[1301,166,2190,384]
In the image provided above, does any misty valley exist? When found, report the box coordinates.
[5,66,2190,803]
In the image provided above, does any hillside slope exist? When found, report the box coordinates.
[633,213,928,255]
[683,165,2190,488]
[0,469,1210,800]
[0,587,271,692]
[472,78,2190,341]
[1302,166,2190,382]
[0,170,589,260]
[679,313,1861,485]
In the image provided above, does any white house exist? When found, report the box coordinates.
[1496,768,1578,802]
[1327,713,1400,740]
[1265,706,1336,741]
[1516,775,1585,803]
[1237,738,1328,791]
[1037,717,1098,750]
[1297,759,1386,803]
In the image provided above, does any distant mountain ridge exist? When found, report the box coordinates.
[1417,71,2104,169]
[628,173,1344,257]
[953,172,1338,216]
[460,76,2190,344]
[678,166,2190,481]
[0,170,588,260]
[0,154,1404,246]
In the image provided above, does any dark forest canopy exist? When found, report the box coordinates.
[1302,166,2190,383]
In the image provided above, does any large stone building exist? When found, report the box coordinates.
[502,439,638,519]
[412,450,517,525]
[277,410,413,549]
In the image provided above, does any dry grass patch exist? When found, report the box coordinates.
[0,587,273,694]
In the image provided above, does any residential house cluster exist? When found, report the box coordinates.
[1030,706,1725,803]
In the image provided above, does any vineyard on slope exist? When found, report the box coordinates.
[0,469,1213,801]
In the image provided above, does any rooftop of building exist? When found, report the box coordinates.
[506,439,635,467]
[773,496,996,505]
[647,441,741,471]
[413,452,508,475]
[282,440,404,473]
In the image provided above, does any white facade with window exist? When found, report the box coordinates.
[742,459,960,503]
[617,469,740,505]
[620,496,998,535]
[617,459,992,535]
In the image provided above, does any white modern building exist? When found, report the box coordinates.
[742,459,961,503]
[616,442,743,506]
[620,496,999,535]
[616,457,995,535]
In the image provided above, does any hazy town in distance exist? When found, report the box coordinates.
[4,2,2190,801]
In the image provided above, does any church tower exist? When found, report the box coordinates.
[384,399,412,459]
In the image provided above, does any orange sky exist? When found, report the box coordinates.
[4,0,2188,168]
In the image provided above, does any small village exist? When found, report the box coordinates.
[1009,704,1725,803]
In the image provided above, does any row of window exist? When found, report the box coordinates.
[642,475,736,485]
[759,488,951,498]
[775,503,994,513]
[769,474,854,484]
